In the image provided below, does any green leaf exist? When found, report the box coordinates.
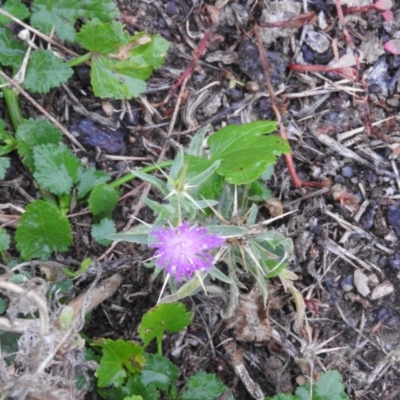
[31,0,119,43]
[92,218,116,246]
[208,121,290,184]
[157,274,203,304]
[0,26,27,69]
[0,119,17,156]
[16,118,62,170]
[23,49,73,93]
[181,372,228,400]
[79,0,119,22]
[95,339,145,388]
[141,354,179,391]
[0,298,7,314]
[15,200,72,260]
[107,224,151,245]
[129,33,170,69]
[185,155,223,200]
[77,166,110,198]
[248,179,271,201]
[98,375,160,400]
[91,56,149,99]
[296,370,349,400]
[88,183,119,218]
[31,0,79,43]
[33,144,81,196]
[264,395,297,400]
[77,19,126,54]
[138,302,192,348]
[0,157,10,179]
[0,0,30,26]
[0,227,10,251]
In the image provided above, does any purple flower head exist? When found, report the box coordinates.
[149,222,225,282]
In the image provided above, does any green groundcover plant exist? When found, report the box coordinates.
[0,1,350,399]
[92,302,348,400]
[93,301,233,400]
[108,121,295,317]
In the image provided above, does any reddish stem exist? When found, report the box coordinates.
[290,63,358,80]
[167,29,211,100]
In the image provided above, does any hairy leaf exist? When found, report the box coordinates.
[16,118,62,170]
[91,218,116,246]
[15,200,72,260]
[0,227,10,252]
[0,26,27,69]
[33,143,81,195]
[181,372,228,400]
[76,19,126,54]
[23,49,73,93]
[77,166,110,199]
[295,370,349,400]
[0,157,10,179]
[31,0,118,43]
[0,0,30,26]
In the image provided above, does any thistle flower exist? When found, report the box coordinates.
[149,222,224,282]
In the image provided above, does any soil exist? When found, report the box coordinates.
[3,0,400,399]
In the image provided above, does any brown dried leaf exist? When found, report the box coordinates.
[226,285,273,342]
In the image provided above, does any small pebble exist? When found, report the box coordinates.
[354,270,370,297]
[341,166,353,177]
[70,118,126,155]
[388,204,400,237]
[371,281,394,300]
[165,1,178,15]
[387,98,399,107]
[360,200,378,229]
[341,275,354,292]
[387,316,400,327]
[389,252,400,270]
[375,306,391,322]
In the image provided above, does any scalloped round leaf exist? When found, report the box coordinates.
[0,0,30,26]
[31,0,118,43]
[88,183,119,217]
[208,121,290,184]
[23,50,73,94]
[0,157,10,180]
[129,34,170,69]
[0,27,27,69]
[142,354,179,391]
[94,339,145,388]
[76,19,126,54]
[33,143,81,196]
[91,218,116,246]
[77,166,110,199]
[91,57,149,99]
[138,302,193,347]
[0,227,10,252]
[15,200,72,260]
[16,119,63,170]
[181,371,228,400]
